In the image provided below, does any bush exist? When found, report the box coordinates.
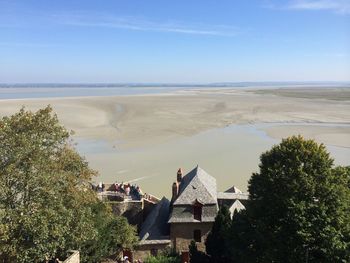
[144,248,180,263]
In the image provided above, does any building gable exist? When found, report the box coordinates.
[173,166,217,205]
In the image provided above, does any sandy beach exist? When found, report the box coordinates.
[0,87,349,196]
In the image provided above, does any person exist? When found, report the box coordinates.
[98,182,103,192]
[125,184,130,196]
[114,182,119,192]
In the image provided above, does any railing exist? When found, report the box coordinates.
[97,191,142,201]
[96,190,160,203]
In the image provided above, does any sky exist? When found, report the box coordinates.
[0,0,349,83]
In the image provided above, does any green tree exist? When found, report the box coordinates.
[82,202,138,263]
[0,106,138,263]
[189,240,209,263]
[144,248,180,263]
[245,136,350,262]
[227,210,257,263]
[205,206,232,263]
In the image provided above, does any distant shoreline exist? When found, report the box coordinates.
[1,81,349,87]
[1,83,350,100]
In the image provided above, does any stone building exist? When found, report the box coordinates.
[96,166,248,262]
[94,183,171,262]
[168,165,248,260]
[133,197,172,261]
[95,183,159,231]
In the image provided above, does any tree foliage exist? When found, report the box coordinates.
[189,240,209,263]
[144,248,180,263]
[205,206,231,263]
[82,202,138,263]
[204,136,350,263]
[0,106,138,263]
[227,210,257,263]
[245,136,350,262]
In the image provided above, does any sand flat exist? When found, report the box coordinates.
[0,88,349,196]
[262,125,350,148]
[251,87,350,101]
[1,88,349,148]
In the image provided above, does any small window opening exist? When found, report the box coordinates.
[193,203,202,221]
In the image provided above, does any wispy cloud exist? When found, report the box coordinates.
[287,0,350,14]
[53,13,240,37]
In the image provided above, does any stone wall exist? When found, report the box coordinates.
[170,222,213,252]
[133,242,171,261]
[108,200,144,230]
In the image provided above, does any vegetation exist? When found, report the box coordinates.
[189,241,209,263]
[204,136,350,263]
[246,136,350,262]
[0,106,138,263]
[82,203,138,262]
[144,248,180,263]
[2,107,350,263]
[205,206,231,263]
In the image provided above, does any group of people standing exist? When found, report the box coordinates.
[112,182,143,200]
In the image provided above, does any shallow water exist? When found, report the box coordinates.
[1,83,347,100]
[75,123,350,198]
[0,87,185,99]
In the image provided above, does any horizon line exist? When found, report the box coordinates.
[1,81,349,86]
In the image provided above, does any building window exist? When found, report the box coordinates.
[193,203,202,221]
[194,229,201,242]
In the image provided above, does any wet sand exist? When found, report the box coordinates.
[0,88,349,197]
[262,124,350,148]
[251,87,350,101]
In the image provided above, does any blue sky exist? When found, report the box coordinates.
[0,0,349,83]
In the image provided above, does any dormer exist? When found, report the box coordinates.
[193,199,203,221]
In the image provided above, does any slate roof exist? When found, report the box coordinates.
[217,192,249,200]
[228,199,245,217]
[139,197,170,240]
[225,185,243,193]
[168,204,218,223]
[173,166,217,205]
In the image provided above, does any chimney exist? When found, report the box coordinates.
[171,182,179,202]
[177,168,183,183]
